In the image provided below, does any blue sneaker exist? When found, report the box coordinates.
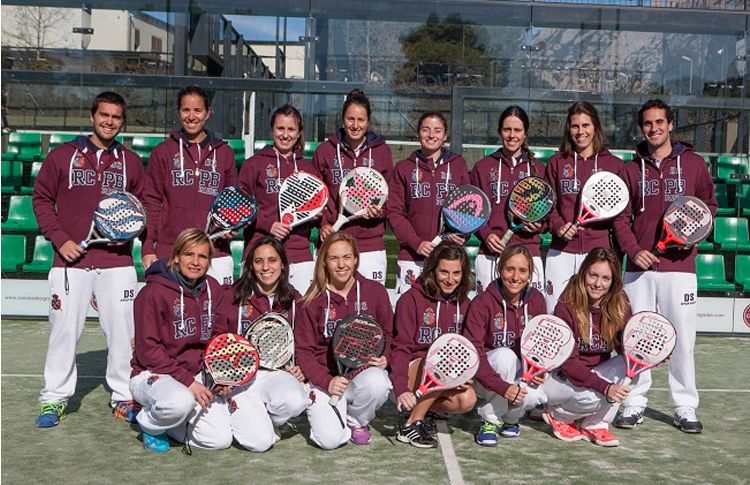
[143,432,170,453]
[35,402,66,428]
[475,421,499,447]
[500,422,521,438]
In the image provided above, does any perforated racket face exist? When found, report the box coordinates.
[623,312,676,366]
[279,172,329,227]
[520,315,575,370]
[579,171,629,220]
[339,167,389,215]
[441,184,491,234]
[203,333,259,387]
[508,177,556,223]
[208,186,257,231]
[663,196,712,245]
[423,333,479,388]
[93,191,146,241]
[245,313,294,370]
[331,315,386,370]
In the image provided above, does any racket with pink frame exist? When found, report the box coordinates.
[414,333,479,398]
[430,184,490,244]
[331,167,388,231]
[517,314,575,391]
[621,311,676,385]
[571,171,628,228]
[652,196,712,254]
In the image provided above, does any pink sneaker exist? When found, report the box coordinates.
[542,411,583,442]
[581,427,620,447]
[349,424,372,445]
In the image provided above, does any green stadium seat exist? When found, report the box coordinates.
[230,240,244,280]
[713,217,750,251]
[304,141,321,159]
[695,254,735,291]
[716,155,748,184]
[227,138,247,167]
[697,238,714,251]
[8,132,43,161]
[1,195,38,231]
[531,147,555,165]
[738,185,750,217]
[612,149,634,162]
[714,183,735,216]
[20,161,43,194]
[48,133,77,152]
[130,136,165,162]
[734,255,750,291]
[253,140,271,153]
[2,160,23,193]
[132,239,144,277]
[1,234,27,272]
[484,147,499,157]
[21,235,54,273]
[540,232,551,249]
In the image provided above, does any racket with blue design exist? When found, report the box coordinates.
[79,191,146,249]
[206,186,257,240]
[431,184,491,244]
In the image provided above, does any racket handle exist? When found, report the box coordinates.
[331,214,348,232]
[498,229,514,247]
[622,376,632,386]
[414,389,424,399]
[430,235,442,245]
[78,241,88,250]
[329,394,341,407]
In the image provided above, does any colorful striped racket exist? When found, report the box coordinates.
[79,191,146,249]
[622,312,676,385]
[205,186,257,240]
[572,171,628,227]
[278,172,329,228]
[653,196,712,254]
[331,167,389,231]
[499,176,555,246]
[431,184,491,244]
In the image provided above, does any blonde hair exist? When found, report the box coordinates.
[167,228,214,270]
[302,232,360,304]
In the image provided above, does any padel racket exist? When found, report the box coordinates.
[653,196,712,254]
[205,185,257,241]
[244,313,294,370]
[331,167,389,231]
[329,315,386,427]
[621,312,676,385]
[414,333,479,398]
[499,176,555,246]
[430,184,491,244]
[518,314,575,388]
[79,191,146,249]
[572,171,628,227]
[278,171,329,228]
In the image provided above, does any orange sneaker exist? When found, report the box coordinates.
[542,411,583,442]
[582,427,620,447]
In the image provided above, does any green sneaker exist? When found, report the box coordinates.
[475,420,499,447]
[35,402,67,428]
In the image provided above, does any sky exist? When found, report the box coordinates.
[144,12,305,42]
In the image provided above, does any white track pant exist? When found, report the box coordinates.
[306,367,391,450]
[40,266,136,404]
[474,254,544,294]
[541,356,648,430]
[289,261,315,295]
[544,250,588,312]
[208,255,235,286]
[474,348,547,425]
[357,250,387,286]
[396,260,424,294]
[622,271,699,411]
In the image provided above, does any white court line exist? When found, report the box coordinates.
[436,420,465,485]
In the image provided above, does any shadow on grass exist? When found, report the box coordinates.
[66,349,107,415]
[644,406,674,427]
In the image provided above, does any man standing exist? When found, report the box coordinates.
[612,99,716,433]
[32,92,145,427]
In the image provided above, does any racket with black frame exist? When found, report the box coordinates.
[430,184,491,244]
[205,185,257,241]
[79,191,146,249]
[244,312,295,370]
[499,176,555,247]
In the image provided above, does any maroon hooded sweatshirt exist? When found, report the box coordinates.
[390,281,471,397]
[313,129,394,252]
[544,149,623,253]
[130,259,229,387]
[387,149,470,262]
[32,135,145,269]
[462,281,547,396]
[555,299,631,394]
[142,129,237,259]
[470,150,547,257]
[218,282,300,336]
[294,273,393,391]
[238,145,321,263]
[613,140,717,273]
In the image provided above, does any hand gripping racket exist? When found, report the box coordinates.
[328,315,386,427]
[621,311,676,385]
[205,186,257,241]
[499,176,555,247]
[79,191,146,249]
[430,184,491,244]
[518,314,575,389]
[571,171,628,227]
[244,312,295,370]
[414,333,479,398]
[653,196,712,254]
[278,171,329,228]
[331,167,389,231]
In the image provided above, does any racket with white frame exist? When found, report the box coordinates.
[621,312,676,385]
[414,333,479,398]
[205,186,257,240]
[430,184,491,244]
[652,196,712,254]
[278,171,329,228]
[331,167,389,231]
[244,312,295,370]
[499,176,555,246]
[571,171,628,228]
[79,191,146,249]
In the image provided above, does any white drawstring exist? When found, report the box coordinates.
[495,156,502,204]
[179,286,185,333]
[367,147,373,168]
[236,301,244,334]
[677,155,683,194]
[323,290,332,338]
[640,158,646,213]
[122,150,127,190]
[454,299,460,332]
[436,300,441,337]
[291,300,296,330]
[179,138,185,174]
[588,312,593,344]
[501,300,508,347]
[573,152,579,191]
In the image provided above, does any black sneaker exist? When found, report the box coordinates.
[422,414,437,437]
[673,409,703,434]
[613,406,644,429]
[397,420,438,448]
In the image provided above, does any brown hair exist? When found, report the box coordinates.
[235,236,295,310]
[417,241,471,302]
[342,88,371,121]
[417,112,448,133]
[302,232,360,304]
[496,244,533,283]
[167,228,214,271]
[270,104,304,153]
[559,101,607,158]
[497,105,536,175]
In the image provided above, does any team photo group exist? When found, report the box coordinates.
[31,84,717,454]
